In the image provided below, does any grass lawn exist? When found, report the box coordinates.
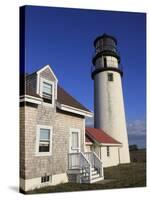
[25,162,146,194]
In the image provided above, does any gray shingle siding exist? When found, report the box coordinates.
[21,104,84,179]
[20,66,85,181]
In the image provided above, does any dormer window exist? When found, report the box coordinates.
[43,82,52,103]
[40,78,54,106]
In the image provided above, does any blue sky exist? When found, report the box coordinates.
[23,6,146,148]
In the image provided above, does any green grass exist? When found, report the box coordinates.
[24,162,146,194]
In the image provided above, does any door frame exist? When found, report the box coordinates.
[69,128,81,153]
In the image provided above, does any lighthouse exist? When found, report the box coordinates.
[92,33,130,164]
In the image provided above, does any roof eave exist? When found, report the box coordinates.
[20,95,42,105]
[86,132,122,146]
[57,102,93,117]
[100,143,122,147]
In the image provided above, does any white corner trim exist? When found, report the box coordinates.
[20,95,42,104]
[35,125,53,156]
[55,80,58,100]
[57,103,93,117]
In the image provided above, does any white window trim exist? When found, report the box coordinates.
[35,125,53,156]
[36,65,58,100]
[69,128,81,153]
[40,78,55,107]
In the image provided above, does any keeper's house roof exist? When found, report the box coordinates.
[20,65,92,117]
[86,127,121,145]
[57,86,90,112]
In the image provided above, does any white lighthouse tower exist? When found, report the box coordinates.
[92,33,130,163]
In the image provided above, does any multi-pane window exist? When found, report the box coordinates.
[108,73,113,81]
[39,128,50,153]
[42,82,53,104]
[36,125,52,156]
[41,175,52,183]
[107,146,110,157]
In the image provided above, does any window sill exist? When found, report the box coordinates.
[35,152,52,157]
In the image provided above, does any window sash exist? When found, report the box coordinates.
[42,82,52,101]
[39,128,50,153]
[40,129,50,140]
[43,82,52,94]
[39,142,50,152]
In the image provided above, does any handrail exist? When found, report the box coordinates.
[84,152,94,167]
[84,152,104,177]
[68,152,91,182]
[93,152,104,177]
[68,153,80,169]
[80,152,91,167]
[68,152,104,182]
[80,152,91,182]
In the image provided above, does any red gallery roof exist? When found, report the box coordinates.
[86,127,121,145]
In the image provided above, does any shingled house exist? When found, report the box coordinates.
[20,64,122,192]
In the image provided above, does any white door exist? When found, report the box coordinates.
[70,131,80,153]
[69,129,80,168]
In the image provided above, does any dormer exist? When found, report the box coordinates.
[36,65,58,107]
[20,64,93,118]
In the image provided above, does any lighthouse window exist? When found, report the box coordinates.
[103,57,107,68]
[108,73,113,81]
[107,56,118,67]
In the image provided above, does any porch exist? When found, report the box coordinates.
[67,152,104,183]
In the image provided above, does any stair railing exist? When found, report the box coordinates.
[68,152,91,183]
[84,152,104,177]
[93,152,104,177]
[80,152,91,182]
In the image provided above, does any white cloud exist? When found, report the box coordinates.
[127,120,146,136]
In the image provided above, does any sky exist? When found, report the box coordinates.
[22,5,146,148]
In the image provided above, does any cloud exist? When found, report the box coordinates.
[86,118,146,136]
[127,120,146,136]
[127,119,146,148]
